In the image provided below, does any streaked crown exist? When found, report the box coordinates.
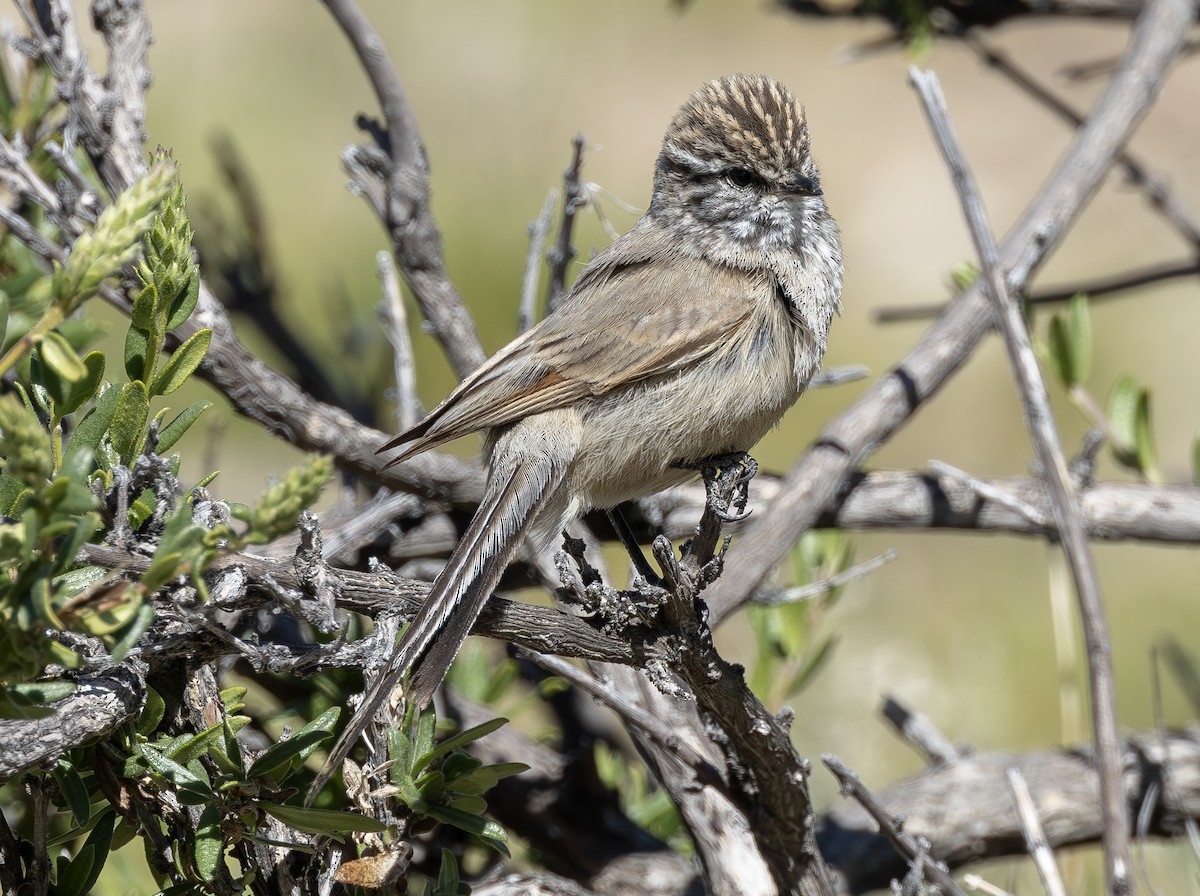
[661,74,814,183]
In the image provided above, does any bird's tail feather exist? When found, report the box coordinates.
[307,455,565,803]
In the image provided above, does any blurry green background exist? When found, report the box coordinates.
[92,0,1200,885]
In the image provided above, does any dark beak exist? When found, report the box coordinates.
[785,174,822,197]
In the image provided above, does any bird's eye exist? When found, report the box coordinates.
[722,167,758,189]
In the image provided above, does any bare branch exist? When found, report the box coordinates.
[520,190,557,333]
[703,0,1198,624]
[822,754,970,896]
[526,652,727,792]
[376,251,421,432]
[909,64,1129,892]
[1007,767,1069,896]
[319,0,486,378]
[546,134,587,314]
[880,695,964,766]
[819,732,1200,894]
[641,473,1200,545]
[74,543,641,667]
[876,258,1200,323]
[0,662,146,783]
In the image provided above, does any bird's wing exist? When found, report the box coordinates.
[380,227,759,465]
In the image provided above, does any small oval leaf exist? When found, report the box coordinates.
[156,400,212,453]
[150,328,211,396]
[110,380,150,463]
[41,330,88,383]
[260,802,387,836]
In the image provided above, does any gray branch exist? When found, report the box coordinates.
[819,731,1200,894]
[909,63,1130,894]
[0,662,146,783]
[701,0,1199,625]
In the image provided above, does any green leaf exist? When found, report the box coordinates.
[110,380,149,463]
[57,351,106,417]
[166,273,200,330]
[246,728,334,782]
[219,686,248,714]
[259,802,387,836]
[423,804,509,855]
[75,809,115,896]
[53,758,93,827]
[1107,375,1138,464]
[786,635,838,696]
[1047,294,1091,387]
[129,280,159,332]
[448,795,487,815]
[435,849,461,896]
[212,716,245,777]
[0,291,8,348]
[137,687,167,736]
[195,804,224,883]
[445,765,495,798]
[56,844,96,896]
[139,743,215,800]
[110,599,154,664]
[1065,294,1091,383]
[63,383,118,468]
[8,680,77,705]
[415,718,507,775]
[123,324,150,383]
[1134,388,1157,479]
[155,400,211,453]
[149,328,211,397]
[482,762,528,781]
[41,330,88,383]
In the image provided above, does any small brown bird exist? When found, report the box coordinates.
[313,74,842,797]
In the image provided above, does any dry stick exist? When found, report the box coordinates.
[520,190,558,333]
[319,0,486,378]
[759,548,895,604]
[909,66,1130,894]
[822,754,970,896]
[525,651,727,792]
[877,258,1200,322]
[966,34,1200,252]
[546,134,587,314]
[880,695,963,766]
[376,251,420,432]
[1007,767,1069,896]
[644,473,1200,545]
[928,459,1049,527]
[703,0,1197,626]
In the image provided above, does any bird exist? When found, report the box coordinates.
[312,73,842,798]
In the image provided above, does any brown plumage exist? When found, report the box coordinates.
[309,74,843,801]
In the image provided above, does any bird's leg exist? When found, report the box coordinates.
[675,451,758,522]
[607,506,662,585]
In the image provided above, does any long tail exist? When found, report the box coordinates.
[307,456,566,802]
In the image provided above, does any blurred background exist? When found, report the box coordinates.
[87,0,1200,887]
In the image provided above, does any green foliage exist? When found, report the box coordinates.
[0,167,227,713]
[1107,374,1160,481]
[1038,294,1163,482]
[593,740,690,852]
[426,849,470,896]
[371,702,527,858]
[747,529,852,704]
[232,454,334,544]
[52,164,177,312]
[1045,293,1091,388]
